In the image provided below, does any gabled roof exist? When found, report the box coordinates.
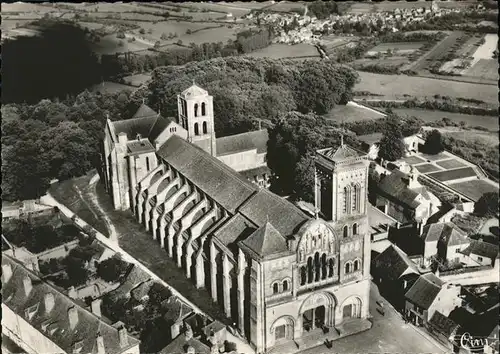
[127,139,155,155]
[238,188,309,238]
[2,254,140,354]
[461,240,499,260]
[109,265,151,300]
[156,135,258,213]
[158,332,209,354]
[318,144,360,162]
[428,311,461,338]
[239,165,271,180]
[405,272,444,309]
[163,296,194,323]
[421,222,467,246]
[374,244,420,281]
[216,129,269,156]
[240,222,289,260]
[180,83,208,98]
[378,170,424,209]
[213,213,257,248]
[131,103,157,119]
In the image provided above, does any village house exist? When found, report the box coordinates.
[375,167,441,226]
[404,272,461,327]
[427,311,462,352]
[103,84,374,353]
[459,240,499,267]
[2,254,140,354]
[419,222,469,268]
[357,133,420,161]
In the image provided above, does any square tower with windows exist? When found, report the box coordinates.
[177,82,216,156]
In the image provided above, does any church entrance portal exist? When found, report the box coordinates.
[302,305,326,332]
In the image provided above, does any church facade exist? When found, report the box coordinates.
[102,84,372,353]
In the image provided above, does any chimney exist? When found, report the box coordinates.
[2,263,13,283]
[23,276,33,297]
[118,326,128,348]
[91,299,102,317]
[45,293,55,313]
[68,286,78,299]
[68,306,79,330]
[96,333,105,354]
[118,132,128,146]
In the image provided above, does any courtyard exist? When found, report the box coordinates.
[400,151,498,202]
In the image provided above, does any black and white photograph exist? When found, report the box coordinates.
[1,1,499,354]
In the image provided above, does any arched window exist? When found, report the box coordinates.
[194,123,199,136]
[202,121,208,134]
[345,262,351,274]
[307,257,313,284]
[354,259,360,272]
[183,100,187,117]
[314,252,321,282]
[321,253,327,280]
[352,184,361,213]
[300,266,307,286]
[194,103,199,117]
[146,157,150,171]
[272,283,279,294]
[282,280,289,292]
[352,223,358,235]
[343,225,348,238]
[328,259,334,277]
[201,102,206,116]
[344,186,351,214]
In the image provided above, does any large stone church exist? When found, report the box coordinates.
[103,84,372,353]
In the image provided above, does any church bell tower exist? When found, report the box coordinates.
[177,82,217,156]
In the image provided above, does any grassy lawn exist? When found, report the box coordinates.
[415,163,442,174]
[449,179,499,202]
[402,155,426,165]
[419,152,450,162]
[244,43,319,59]
[324,102,386,123]
[427,167,477,182]
[49,172,109,237]
[436,159,467,170]
[93,182,231,325]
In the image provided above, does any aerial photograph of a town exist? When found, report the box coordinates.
[1,1,498,354]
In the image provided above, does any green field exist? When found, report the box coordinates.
[464,59,499,80]
[324,102,386,123]
[415,164,442,174]
[367,42,425,55]
[436,159,467,170]
[122,73,152,87]
[394,109,499,131]
[244,43,319,59]
[449,179,499,202]
[355,72,498,104]
[427,167,477,182]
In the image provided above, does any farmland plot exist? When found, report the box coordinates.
[464,59,499,80]
[355,72,498,105]
[1,2,55,13]
[366,42,425,56]
[174,25,240,46]
[91,33,151,54]
[130,21,221,44]
[324,101,386,123]
[244,43,319,59]
[449,180,499,202]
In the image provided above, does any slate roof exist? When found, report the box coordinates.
[131,103,157,119]
[111,104,172,144]
[461,240,499,260]
[158,332,210,354]
[240,222,289,260]
[163,296,194,323]
[405,272,444,309]
[374,244,420,281]
[216,129,269,156]
[130,279,154,302]
[2,254,140,354]
[238,188,309,238]
[213,214,257,248]
[429,311,461,337]
[378,170,424,209]
[157,135,258,213]
[421,222,467,246]
[109,265,151,300]
[180,83,208,98]
[318,144,360,162]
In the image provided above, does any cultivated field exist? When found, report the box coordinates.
[347,1,476,14]
[366,42,425,56]
[91,33,151,54]
[122,73,152,87]
[325,101,386,123]
[394,109,499,131]
[464,59,499,80]
[449,179,499,202]
[128,21,222,44]
[436,159,467,170]
[415,163,442,174]
[355,72,498,105]
[426,167,477,182]
[90,81,137,94]
[244,43,319,59]
[265,1,307,13]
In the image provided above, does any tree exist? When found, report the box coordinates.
[474,192,499,217]
[97,255,130,283]
[422,129,444,154]
[64,256,89,287]
[139,28,146,34]
[377,115,406,162]
[147,282,172,307]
